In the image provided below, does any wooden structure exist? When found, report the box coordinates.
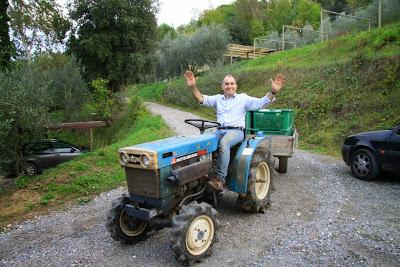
[224,43,277,63]
[49,121,107,151]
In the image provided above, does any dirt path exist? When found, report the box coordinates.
[1,102,399,266]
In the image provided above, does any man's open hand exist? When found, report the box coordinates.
[184,70,197,88]
[270,74,285,93]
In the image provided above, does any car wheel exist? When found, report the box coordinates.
[350,148,380,180]
[25,162,38,176]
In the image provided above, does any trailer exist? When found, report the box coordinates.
[246,109,298,173]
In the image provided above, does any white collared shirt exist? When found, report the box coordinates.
[201,93,272,128]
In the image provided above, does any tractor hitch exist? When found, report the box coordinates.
[124,204,158,220]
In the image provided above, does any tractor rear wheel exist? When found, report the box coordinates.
[169,201,220,265]
[237,149,274,213]
[106,193,150,244]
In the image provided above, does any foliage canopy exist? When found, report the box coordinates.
[0,0,16,71]
[8,0,70,59]
[68,0,159,90]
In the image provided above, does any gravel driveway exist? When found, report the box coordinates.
[1,102,399,266]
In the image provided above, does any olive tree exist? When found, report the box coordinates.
[0,55,88,175]
[298,23,320,47]
[0,63,50,175]
[8,0,70,59]
[157,24,229,79]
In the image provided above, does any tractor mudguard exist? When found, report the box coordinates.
[228,135,272,193]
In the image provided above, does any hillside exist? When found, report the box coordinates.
[131,22,400,156]
[0,104,172,229]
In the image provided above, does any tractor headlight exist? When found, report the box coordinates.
[141,154,150,167]
[119,151,129,165]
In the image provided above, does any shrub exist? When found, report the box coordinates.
[91,78,114,121]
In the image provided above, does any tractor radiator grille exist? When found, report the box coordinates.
[125,168,160,198]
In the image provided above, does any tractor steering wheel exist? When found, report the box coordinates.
[184,119,221,134]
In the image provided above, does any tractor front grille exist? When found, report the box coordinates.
[125,168,160,198]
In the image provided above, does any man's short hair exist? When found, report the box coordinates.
[221,74,237,85]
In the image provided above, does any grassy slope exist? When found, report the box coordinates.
[131,23,400,156]
[0,103,172,229]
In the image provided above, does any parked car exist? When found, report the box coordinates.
[342,125,400,180]
[23,139,87,176]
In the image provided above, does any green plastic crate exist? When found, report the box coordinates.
[246,109,294,136]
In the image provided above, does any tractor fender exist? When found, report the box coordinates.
[229,135,272,193]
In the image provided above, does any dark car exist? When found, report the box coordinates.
[23,139,87,176]
[342,125,400,180]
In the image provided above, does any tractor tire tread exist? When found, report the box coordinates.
[169,201,220,265]
[106,193,149,245]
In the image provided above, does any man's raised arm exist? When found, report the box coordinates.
[184,70,204,104]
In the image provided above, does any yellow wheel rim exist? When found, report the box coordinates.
[255,162,270,200]
[119,209,148,236]
[186,215,214,256]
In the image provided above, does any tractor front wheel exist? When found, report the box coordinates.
[169,201,220,265]
[237,149,274,213]
[106,194,150,244]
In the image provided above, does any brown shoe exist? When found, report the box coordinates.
[208,177,224,191]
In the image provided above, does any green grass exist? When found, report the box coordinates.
[0,106,173,228]
[239,23,400,70]
[53,96,143,148]
[130,82,167,101]
[34,108,171,199]
[131,23,400,155]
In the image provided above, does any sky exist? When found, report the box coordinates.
[57,0,235,28]
[157,0,235,28]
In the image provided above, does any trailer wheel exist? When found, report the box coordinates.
[106,194,150,244]
[277,156,288,173]
[169,201,219,265]
[237,149,274,213]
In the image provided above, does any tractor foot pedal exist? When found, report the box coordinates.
[213,192,218,207]
[218,189,227,196]
[212,190,228,207]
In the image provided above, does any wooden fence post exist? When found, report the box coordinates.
[89,128,93,152]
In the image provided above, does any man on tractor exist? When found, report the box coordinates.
[184,70,285,191]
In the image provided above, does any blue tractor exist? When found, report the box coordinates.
[106,118,275,264]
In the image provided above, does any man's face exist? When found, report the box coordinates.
[222,76,237,98]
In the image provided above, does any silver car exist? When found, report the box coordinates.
[23,139,86,176]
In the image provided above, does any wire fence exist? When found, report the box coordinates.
[254,0,400,52]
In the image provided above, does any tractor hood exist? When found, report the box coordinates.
[118,133,219,170]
